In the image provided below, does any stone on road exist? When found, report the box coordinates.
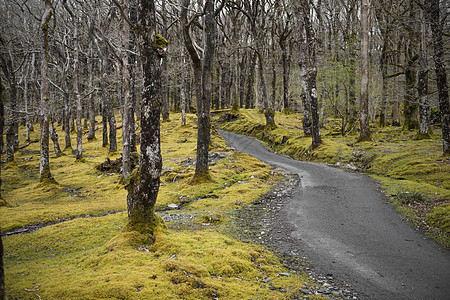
[219,130,450,300]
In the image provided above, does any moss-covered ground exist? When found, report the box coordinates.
[215,109,449,248]
[1,113,325,299]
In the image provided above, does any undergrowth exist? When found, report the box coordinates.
[215,109,449,247]
[2,113,324,299]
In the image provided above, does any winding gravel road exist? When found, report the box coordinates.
[219,130,450,300]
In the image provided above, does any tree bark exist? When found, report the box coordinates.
[40,0,55,183]
[403,0,419,130]
[126,0,163,233]
[194,0,215,180]
[0,74,4,200]
[122,0,132,179]
[161,0,170,122]
[181,0,202,111]
[417,9,430,138]
[359,0,371,142]
[294,1,321,148]
[87,24,96,141]
[50,121,62,157]
[280,31,291,113]
[245,52,257,109]
[424,0,450,155]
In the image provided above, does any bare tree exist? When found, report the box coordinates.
[40,0,56,183]
[293,0,321,149]
[126,0,166,233]
[423,0,450,155]
[358,0,371,141]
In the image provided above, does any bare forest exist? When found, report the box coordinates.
[0,0,449,299]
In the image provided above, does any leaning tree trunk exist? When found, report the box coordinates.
[40,0,55,183]
[424,0,450,155]
[126,0,164,234]
[194,0,215,180]
[359,0,371,142]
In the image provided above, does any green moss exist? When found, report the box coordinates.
[426,203,450,235]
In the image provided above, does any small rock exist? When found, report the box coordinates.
[300,289,310,294]
[167,204,178,209]
[277,272,290,277]
[261,277,271,283]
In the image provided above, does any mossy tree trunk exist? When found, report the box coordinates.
[50,121,62,157]
[126,0,162,233]
[194,0,215,180]
[297,27,312,137]
[294,0,321,148]
[358,0,371,142]
[424,0,450,155]
[40,0,55,183]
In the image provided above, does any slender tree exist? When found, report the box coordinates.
[358,0,371,141]
[194,0,216,180]
[423,0,450,155]
[39,0,56,183]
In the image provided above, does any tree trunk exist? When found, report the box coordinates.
[417,9,430,138]
[71,16,83,160]
[424,0,450,155]
[50,122,62,157]
[0,74,4,200]
[181,0,202,112]
[161,0,170,122]
[403,0,419,130]
[194,0,215,180]
[245,52,257,109]
[63,75,72,150]
[238,52,247,108]
[40,0,56,183]
[126,0,163,233]
[359,0,371,142]
[295,1,321,148]
[280,34,290,113]
[87,36,96,141]
[122,0,132,179]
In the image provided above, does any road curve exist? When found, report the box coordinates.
[218,130,450,300]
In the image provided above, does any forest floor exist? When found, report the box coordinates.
[1,109,448,299]
[2,113,337,299]
[215,109,449,248]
